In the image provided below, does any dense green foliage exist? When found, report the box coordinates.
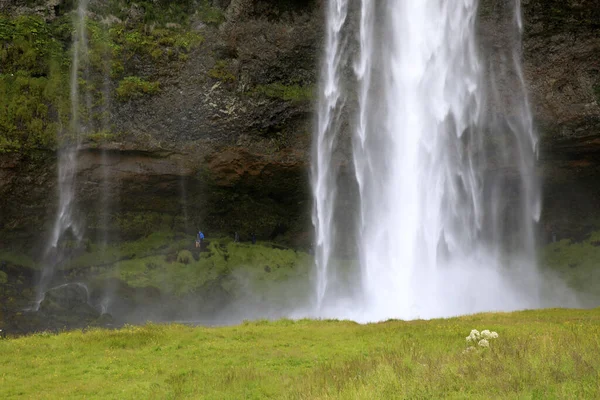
[208,59,236,83]
[0,15,70,152]
[0,1,208,153]
[0,308,598,398]
[116,76,160,100]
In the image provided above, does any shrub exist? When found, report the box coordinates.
[0,15,70,153]
[177,250,193,265]
[197,1,226,25]
[115,77,160,100]
[254,83,314,103]
[208,60,236,83]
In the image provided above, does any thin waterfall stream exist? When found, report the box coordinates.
[36,0,90,303]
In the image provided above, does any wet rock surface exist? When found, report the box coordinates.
[39,283,98,318]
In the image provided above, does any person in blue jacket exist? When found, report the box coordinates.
[196,230,205,248]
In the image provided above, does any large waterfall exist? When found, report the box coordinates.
[312,0,547,320]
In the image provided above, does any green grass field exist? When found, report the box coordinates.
[1,308,599,399]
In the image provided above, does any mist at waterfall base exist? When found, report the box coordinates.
[310,0,581,322]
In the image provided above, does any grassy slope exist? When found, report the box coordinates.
[71,234,312,297]
[1,308,599,399]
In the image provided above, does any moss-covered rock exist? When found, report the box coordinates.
[541,232,600,299]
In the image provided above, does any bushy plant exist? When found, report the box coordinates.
[254,83,314,103]
[0,15,70,152]
[197,0,226,25]
[0,270,7,284]
[208,60,236,83]
[464,329,499,352]
[115,76,160,100]
[176,250,193,265]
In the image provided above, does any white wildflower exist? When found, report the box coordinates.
[490,331,498,339]
[481,330,492,339]
[478,339,489,348]
[466,329,481,343]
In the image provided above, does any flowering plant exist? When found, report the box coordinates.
[464,329,498,352]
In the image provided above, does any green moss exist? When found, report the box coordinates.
[197,1,226,25]
[97,0,198,26]
[62,234,311,297]
[0,3,207,153]
[65,231,191,271]
[0,15,70,153]
[87,130,116,144]
[113,212,176,240]
[115,76,160,100]
[176,250,193,264]
[107,22,203,79]
[0,271,7,284]
[0,251,38,270]
[541,231,600,296]
[253,83,314,103]
[208,60,236,83]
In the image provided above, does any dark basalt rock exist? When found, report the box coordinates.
[39,283,100,320]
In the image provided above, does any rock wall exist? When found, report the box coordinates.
[522,0,600,240]
[0,0,320,253]
[1,0,600,258]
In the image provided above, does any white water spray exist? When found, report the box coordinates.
[312,0,553,321]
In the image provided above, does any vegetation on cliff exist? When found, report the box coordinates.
[0,0,215,153]
[1,308,599,398]
[541,231,600,301]
[0,233,313,333]
[63,234,312,297]
[0,14,69,152]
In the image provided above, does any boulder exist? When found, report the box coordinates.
[39,283,100,319]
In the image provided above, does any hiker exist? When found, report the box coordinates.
[196,230,205,248]
[251,233,256,245]
[234,231,239,243]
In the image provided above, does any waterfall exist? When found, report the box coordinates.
[37,0,90,301]
[313,0,548,321]
[311,0,349,310]
[98,18,118,315]
[100,41,113,250]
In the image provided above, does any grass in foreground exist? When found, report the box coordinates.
[1,308,599,399]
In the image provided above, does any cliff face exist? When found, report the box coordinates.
[1,0,599,255]
[522,0,600,239]
[0,0,320,251]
